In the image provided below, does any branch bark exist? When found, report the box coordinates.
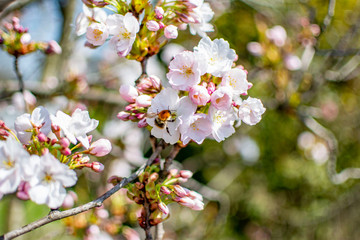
[0,140,166,240]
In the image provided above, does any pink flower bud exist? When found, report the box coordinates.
[91,162,104,172]
[158,202,169,215]
[177,196,195,208]
[164,25,178,39]
[149,172,159,182]
[138,118,148,128]
[46,40,62,54]
[119,84,138,103]
[173,185,187,197]
[155,7,164,19]
[62,191,78,209]
[189,85,210,106]
[146,20,160,31]
[59,137,70,148]
[117,111,130,120]
[188,190,203,201]
[160,186,172,195]
[149,75,161,90]
[37,132,48,142]
[61,147,71,156]
[41,148,49,155]
[136,95,152,107]
[191,199,204,211]
[180,170,193,179]
[169,169,179,177]
[20,33,31,44]
[89,139,112,157]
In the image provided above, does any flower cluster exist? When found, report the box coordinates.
[122,164,203,227]
[0,17,61,56]
[0,106,111,208]
[75,0,215,59]
[119,37,265,144]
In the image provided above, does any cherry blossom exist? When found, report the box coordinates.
[180,113,212,145]
[166,51,204,91]
[89,139,112,157]
[51,109,99,149]
[194,37,236,77]
[0,138,30,195]
[164,25,178,39]
[266,25,287,47]
[14,106,51,144]
[189,85,210,106]
[221,68,249,95]
[107,13,139,57]
[146,88,196,144]
[86,22,109,46]
[28,153,77,209]
[210,86,233,110]
[146,20,160,31]
[209,106,237,142]
[75,4,107,36]
[188,1,214,37]
[119,84,139,103]
[237,97,266,126]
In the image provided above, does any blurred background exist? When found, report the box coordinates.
[1,0,360,239]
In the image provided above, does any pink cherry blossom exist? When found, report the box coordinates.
[135,95,152,107]
[180,113,212,145]
[189,85,210,106]
[155,7,164,19]
[210,86,233,110]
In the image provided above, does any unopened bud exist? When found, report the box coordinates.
[136,95,152,107]
[89,139,112,157]
[41,148,49,155]
[177,196,195,208]
[37,132,47,142]
[164,25,178,39]
[59,137,70,148]
[160,186,171,195]
[91,162,104,172]
[207,82,216,95]
[169,169,178,177]
[155,7,164,19]
[45,40,62,54]
[149,172,159,182]
[120,84,138,103]
[179,170,193,179]
[138,118,148,128]
[117,111,130,120]
[173,185,187,197]
[61,147,71,156]
[146,20,160,31]
[158,202,169,215]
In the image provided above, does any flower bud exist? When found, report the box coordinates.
[89,139,112,157]
[158,202,169,215]
[16,181,30,200]
[62,191,78,209]
[117,111,130,120]
[180,170,193,179]
[119,84,138,103]
[107,175,122,185]
[173,185,187,197]
[136,95,152,107]
[20,33,31,44]
[177,196,195,208]
[160,186,172,195]
[37,132,48,142]
[41,148,49,155]
[91,162,104,172]
[158,22,165,29]
[61,147,71,156]
[191,199,204,211]
[155,7,164,19]
[45,40,62,54]
[146,20,160,31]
[138,118,148,128]
[149,172,159,182]
[207,82,216,95]
[164,25,178,39]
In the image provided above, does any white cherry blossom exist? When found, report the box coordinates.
[194,37,236,77]
[28,153,77,209]
[238,97,265,125]
[86,22,109,46]
[0,138,30,195]
[180,113,212,145]
[106,13,139,57]
[188,2,214,37]
[51,109,99,149]
[146,88,196,144]
[221,68,249,95]
[75,4,107,36]
[14,106,51,144]
[209,106,237,142]
[167,51,204,91]
[210,86,233,110]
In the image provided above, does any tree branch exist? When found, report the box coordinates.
[0,140,166,240]
[0,0,36,20]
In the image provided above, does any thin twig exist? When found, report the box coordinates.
[13,56,23,93]
[0,140,166,240]
[159,143,182,181]
[0,0,36,20]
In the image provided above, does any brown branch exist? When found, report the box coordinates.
[0,140,166,240]
[13,56,23,93]
[0,0,36,20]
[159,143,182,181]
[0,0,14,12]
